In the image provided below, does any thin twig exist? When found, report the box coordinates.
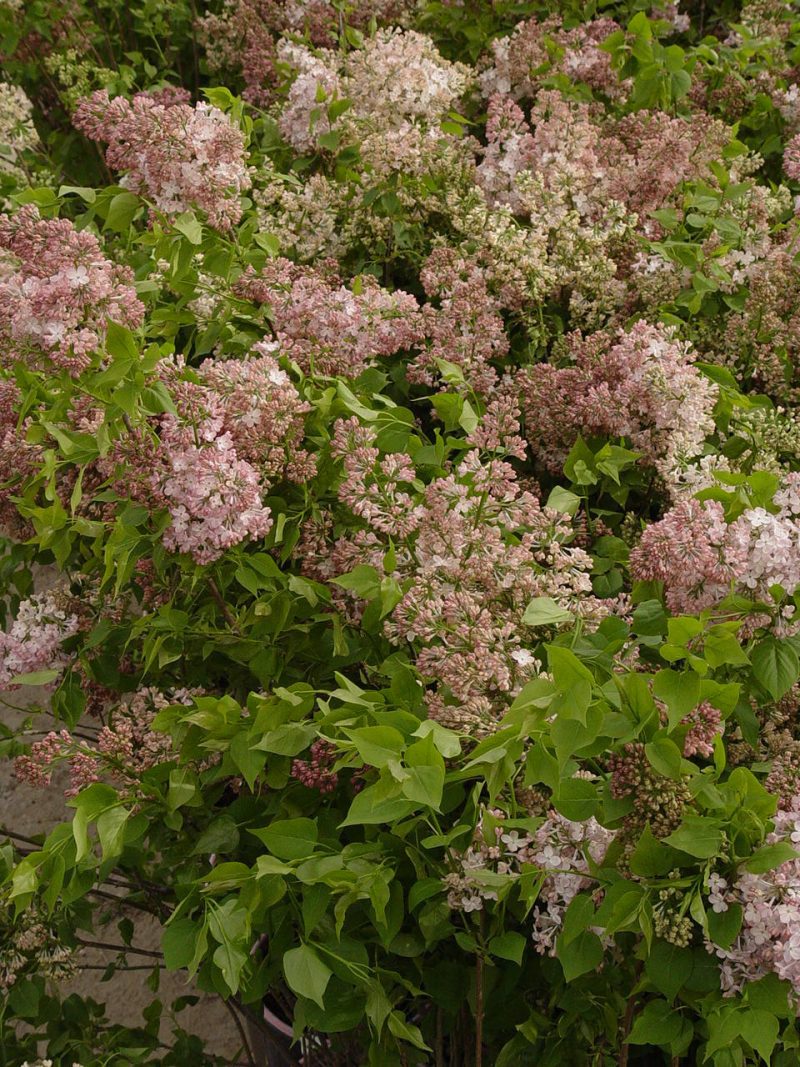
[208,577,238,630]
[475,951,484,1067]
[0,827,44,847]
[87,887,159,915]
[75,937,163,960]
[619,993,637,1067]
[224,999,256,1067]
[80,963,156,971]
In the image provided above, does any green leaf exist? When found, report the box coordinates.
[331,564,382,598]
[653,669,701,730]
[173,211,203,245]
[547,646,594,724]
[632,600,667,637]
[751,638,800,701]
[8,669,59,687]
[557,928,603,982]
[740,1009,779,1063]
[707,903,742,950]
[545,486,581,516]
[552,778,597,822]
[522,597,573,626]
[250,817,318,860]
[105,191,140,232]
[645,737,683,780]
[166,767,196,812]
[283,944,332,1009]
[96,805,129,860]
[59,185,96,202]
[229,731,267,791]
[547,645,594,687]
[645,940,693,1000]
[387,1011,430,1052]
[162,918,201,969]
[524,745,559,791]
[213,939,248,995]
[629,825,685,877]
[664,815,723,859]
[560,893,596,946]
[256,722,316,756]
[345,725,405,767]
[412,721,461,759]
[400,765,444,810]
[191,814,240,857]
[742,841,799,874]
[365,979,392,1034]
[628,998,685,1046]
[340,778,416,826]
[105,321,140,362]
[489,931,526,965]
[69,783,119,861]
[707,1008,779,1064]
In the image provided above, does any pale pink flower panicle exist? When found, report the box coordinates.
[0,204,143,375]
[235,260,423,378]
[156,419,273,565]
[709,801,800,997]
[74,89,251,230]
[521,321,717,479]
[0,592,80,690]
[632,475,800,613]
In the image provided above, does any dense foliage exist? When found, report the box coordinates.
[3,0,800,1064]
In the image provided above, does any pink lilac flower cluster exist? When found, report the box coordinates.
[444,809,535,914]
[199,0,279,106]
[198,0,415,105]
[785,133,800,182]
[14,730,73,789]
[106,344,312,563]
[682,701,724,758]
[476,88,729,228]
[276,41,342,154]
[521,321,717,481]
[0,592,80,690]
[14,729,98,799]
[155,417,273,565]
[630,499,749,614]
[0,379,40,539]
[631,475,800,613]
[271,27,471,154]
[0,204,143,375]
[475,96,537,216]
[530,809,615,956]
[14,689,198,798]
[302,414,607,733]
[95,687,197,782]
[189,344,315,482]
[330,417,423,537]
[707,800,800,997]
[73,89,251,230]
[479,16,624,102]
[716,239,800,404]
[410,248,511,395]
[0,902,78,992]
[444,805,614,956]
[343,29,472,126]
[291,739,339,794]
[235,259,423,378]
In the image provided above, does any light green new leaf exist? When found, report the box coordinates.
[283,944,332,1008]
